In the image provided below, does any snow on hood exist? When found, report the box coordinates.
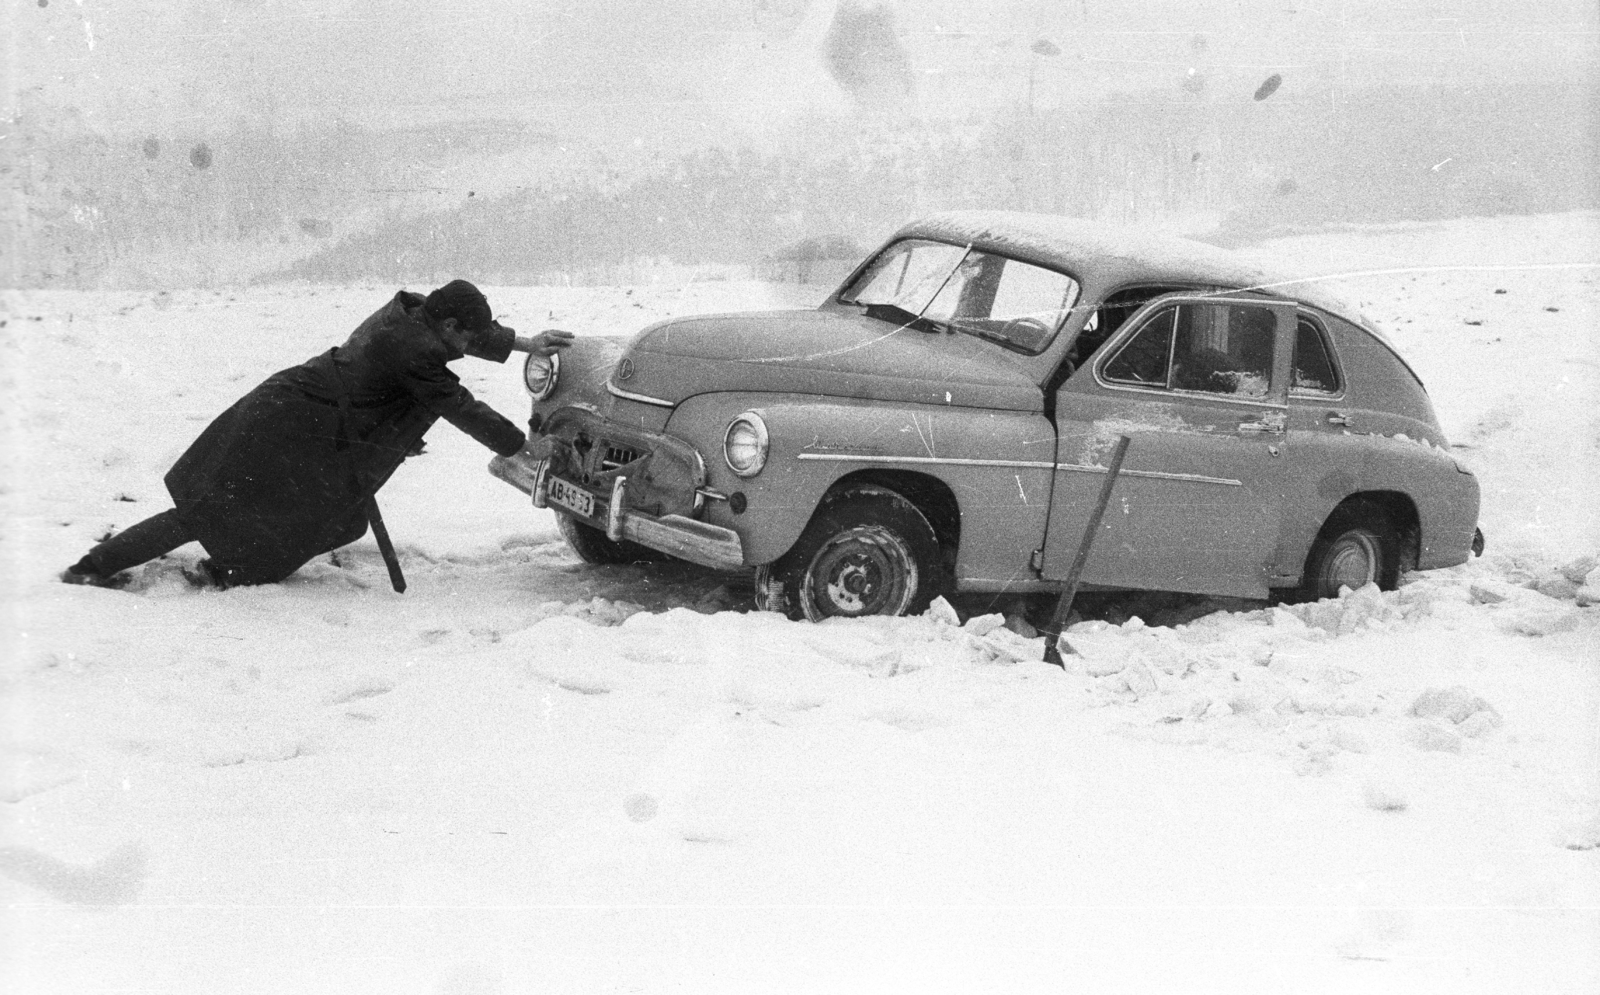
[622,307,1043,411]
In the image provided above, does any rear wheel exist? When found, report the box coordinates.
[1300,501,1401,600]
[755,485,941,621]
[556,513,666,565]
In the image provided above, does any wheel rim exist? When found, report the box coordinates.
[802,525,917,619]
[1322,529,1380,592]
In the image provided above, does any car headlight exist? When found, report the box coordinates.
[523,350,560,401]
[723,412,769,477]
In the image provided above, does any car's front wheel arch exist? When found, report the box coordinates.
[754,481,945,621]
[825,468,960,577]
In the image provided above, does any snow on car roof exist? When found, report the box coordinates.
[901,210,1396,347]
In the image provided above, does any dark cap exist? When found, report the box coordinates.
[423,279,494,332]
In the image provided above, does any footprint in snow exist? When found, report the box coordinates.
[324,686,392,706]
[0,842,149,906]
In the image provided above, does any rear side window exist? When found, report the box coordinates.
[1103,302,1276,399]
[1291,316,1341,394]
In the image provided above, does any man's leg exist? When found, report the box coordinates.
[64,509,196,582]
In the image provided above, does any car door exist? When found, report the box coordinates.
[1042,295,1296,599]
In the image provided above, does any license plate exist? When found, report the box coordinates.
[547,475,595,519]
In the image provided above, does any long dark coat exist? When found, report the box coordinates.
[164,291,524,584]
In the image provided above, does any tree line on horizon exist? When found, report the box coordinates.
[7,82,1593,289]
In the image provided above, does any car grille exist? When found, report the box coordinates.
[600,445,644,471]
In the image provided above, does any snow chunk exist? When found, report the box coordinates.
[1469,580,1514,604]
[1060,621,1134,675]
[563,596,645,627]
[1499,604,1581,636]
[1530,574,1581,600]
[924,596,960,626]
[1362,779,1409,812]
[1409,686,1501,728]
[1577,566,1600,608]
[1290,582,1397,635]
[1330,724,1372,754]
[1407,721,1463,753]
[962,612,1005,637]
[1003,613,1038,638]
[1117,660,1162,699]
[1559,555,1598,584]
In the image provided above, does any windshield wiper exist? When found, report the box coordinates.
[953,323,1012,346]
[859,301,941,332]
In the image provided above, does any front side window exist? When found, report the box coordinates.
[1102,302,1277,398]
[841,239,1080,353]
[1102,306,1175,385]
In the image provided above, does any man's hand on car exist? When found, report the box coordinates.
[515,329,575,356]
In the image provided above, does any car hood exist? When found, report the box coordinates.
[620,308,1043,412]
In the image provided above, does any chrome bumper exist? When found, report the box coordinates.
[488,452,746,572]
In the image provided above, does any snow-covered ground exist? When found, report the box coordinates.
[2,214,1597,994]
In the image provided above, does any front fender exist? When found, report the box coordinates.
[529,335,626,423]
[666,392,1056,583]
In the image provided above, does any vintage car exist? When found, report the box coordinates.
[489,211,1482,620]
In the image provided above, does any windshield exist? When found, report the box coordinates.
[840,238,1081,354]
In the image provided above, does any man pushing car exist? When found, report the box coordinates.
[61,280,572,590]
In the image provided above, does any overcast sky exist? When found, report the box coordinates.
[10,0,1598,136]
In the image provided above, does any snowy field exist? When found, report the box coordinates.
[2,213,1598,994]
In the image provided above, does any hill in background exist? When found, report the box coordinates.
[7,0,1596,288]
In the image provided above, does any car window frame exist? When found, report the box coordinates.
[837,237,1084,357]
[1090,293,1297,407]
[1288,310,1346,400]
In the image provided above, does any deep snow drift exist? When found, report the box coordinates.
[2,214,1597,994]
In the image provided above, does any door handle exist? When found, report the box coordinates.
[1238,413,1286,435]
[1326,411,1352,426]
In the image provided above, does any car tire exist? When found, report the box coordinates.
[1300,501,1401,601]
[555,513,667,565]
[754,485,941,621]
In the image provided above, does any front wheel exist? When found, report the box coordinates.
[555,513,667,565]
[1300,501,1401,600]
[754,485,941,621]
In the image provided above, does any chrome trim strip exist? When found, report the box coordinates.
[797,452,1240,486]
[606,381,675,407]
[798,453,1057,469]
[1054,463,1242,486]
[1092,377,1290,409]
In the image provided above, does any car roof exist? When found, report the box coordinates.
[897,210,1397,348]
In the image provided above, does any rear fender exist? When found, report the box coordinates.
[1276,432,1479,580]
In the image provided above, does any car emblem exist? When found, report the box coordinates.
[617,358,634,381]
